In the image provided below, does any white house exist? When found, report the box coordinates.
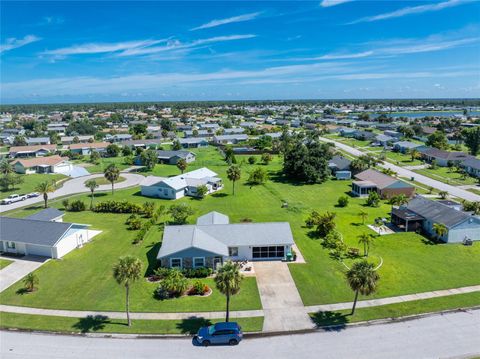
[140,167,223,200]
[0,209,100,259]
[157,211,295,269]
[13,155,73,174]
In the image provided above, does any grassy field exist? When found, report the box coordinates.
[0,259,13,270]
[0,173,67,199]
[324,134,372,148]
[0,312,264,334]
[84,156,132,174]
[310,291,480,328]
[93,176,126,186]
[414,166,478,186]
[383,151,423,166]
[2,146,479,311]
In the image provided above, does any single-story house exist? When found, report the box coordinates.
[184,130,212,138]
[140,167,223,200]
[354,130,376,141]
[339,128,356,138]
[69,142,110,155]
[223,128,245,135]
[122,139,159,149]
[392,141,423,153]
[12,155,72,174]
[0,210,98,258]
[178,138,209,148]
[61,135,94,145]
[384,130,402,138]
[352,168,415,199]
[374,134,395,147]
[461,157,480,178]
[391,196,480,243]
[156,150,196,165]
[26,137,51,146]
[328,155,351,173]
[213,134,249,145]
[9,144,57,158]
[198,123,220,130]
[418,148,473,167]
[106,134,133,142]
[157,211,295,268]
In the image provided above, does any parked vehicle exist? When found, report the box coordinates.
[27,192,40,198]
[1,194,27,205]
[195,322,243,346]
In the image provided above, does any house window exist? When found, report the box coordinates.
[170,258,182,268]
[228,247,239,257]
[193,257,205,268]
[7,241,15,249]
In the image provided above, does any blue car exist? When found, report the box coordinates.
[195,322,243,346]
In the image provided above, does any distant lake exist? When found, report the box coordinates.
[370,111,480,119]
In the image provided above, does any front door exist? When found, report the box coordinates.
[213,256,223,269]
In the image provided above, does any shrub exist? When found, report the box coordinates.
[157,270,188,298]
[68,200,86,212]
[92,200,142,213]
[305,210,320,228]
[240,218,252,223]
[129,217,142,230]
[337,196,349,208]
[261,153,273,165]
[248,156,256,165]
[182,267,213,278]
[366,191,380,207]
[152,267,172,281]
[62,199,70,210]
[142,201,156,218]
[196,185,209,199]
[248,167,268,185]
[188,280,209,296]
[322,230,342,249]
[169,204,194,224]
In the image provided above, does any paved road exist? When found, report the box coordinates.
[0,173,145,213]
[320,137,480,202]
[1,309,479,359]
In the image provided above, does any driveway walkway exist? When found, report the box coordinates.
[0,255,49,292]
[253,261,314,332]
[0,173,145,213]
[319,137,480,202]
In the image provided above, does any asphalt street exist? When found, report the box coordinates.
[1,309,479,359]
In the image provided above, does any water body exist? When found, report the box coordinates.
[370,111,480,119]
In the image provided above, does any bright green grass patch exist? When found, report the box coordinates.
[85,156,132,174]
[0,173,67,199]
[384,151,423,166]
[468,188,480,195]
[414,166,478,186]
[0,312,263,334]
[0,259,13,270]
[310,291,480,327]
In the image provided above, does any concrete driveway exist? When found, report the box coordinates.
[253,261,313,332]
[0,255,49,292]
[0,173,145,213]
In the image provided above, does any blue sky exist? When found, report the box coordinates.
[1,0,479,104]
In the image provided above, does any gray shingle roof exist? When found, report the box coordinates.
[405,196,471,228]
[196,211,230,225]
[156,150,193,160]
[0,216,72,246]
[26,208,65,222]
[158,220,294,259]
[328,155,351,170]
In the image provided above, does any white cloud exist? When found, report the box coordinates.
[320,0,353,8]
[348,0,468,24]
[0,35,41,53]
[42,39,167,56]
[379,37,479,55]
[117,35,257,57]
[316,51,374,60]
[191,12,262,31]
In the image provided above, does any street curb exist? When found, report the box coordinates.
[2,306,479,340]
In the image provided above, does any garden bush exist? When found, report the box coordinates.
[156,270,188,298]
[188,280,209,296]
[337,196,349,208]
[182,267,212,278]
[92,200,142,213]
[68,200,86,212]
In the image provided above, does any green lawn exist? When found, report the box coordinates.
[310,291,480,328]
[2,146,479,311]
[414,166,478,186]
[0,312,263,334]
[0,259,13,270]
[84,156,132,174]
[93,176,126,186]
[384,151,423,166]
[324,134,372,148]
[0,173,67,199]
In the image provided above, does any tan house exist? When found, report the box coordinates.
[13,155,73,174]
[9,144,57,158]
[352,169,415,199]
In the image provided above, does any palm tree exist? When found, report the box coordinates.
[35,180,56,208]
[85,179,99,209]
[104,164,120,195]
[346,260,380,315]
[23,272,39,292]
[112,256,143,326]
[176,159,187,174]
[389,194,408,212]
[357,234,374,257]
[433,223,448,240]
[226,165,241,195]
[214,261,243,322]
[410,148,419,162]
[0,160,13,175]
[438,191,448,199]
[358,210,368,225]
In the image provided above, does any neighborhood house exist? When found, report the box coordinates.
[140,167,223,199]
[352,168,415,199]
[157,211,295,269]
[13,155,73,174]
[156,150,196,165]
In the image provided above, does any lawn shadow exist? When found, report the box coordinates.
[306,230,321,240]
[93,193,108,198]
[211,193,228,198]
[145,241,162,276]
[72,315,120,333]
[350,222,362,227]
[23,205,44,211]
[15,288,30,295]
[268,170,304,186]
[311,311,349,331]
[176,317,212,335]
